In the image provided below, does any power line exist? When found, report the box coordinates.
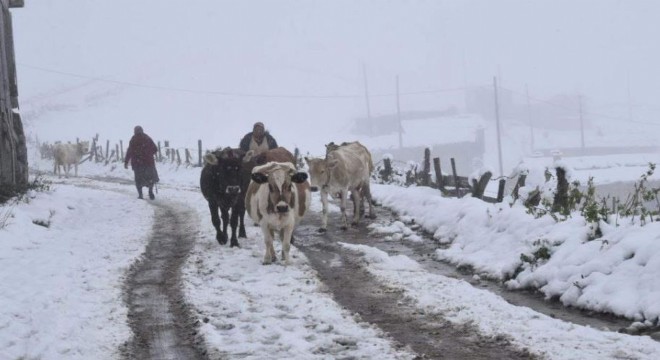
[18,63,481,100]
[501,85,660,127]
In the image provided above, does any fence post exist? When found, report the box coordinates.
[157,141,162,162]
[552,166,569,213]
[433,157,443,190]
[119,140,124,162]
[471,171,492,199]
[198,140,203,167]
[451,158,460,197]
[496,179,506,202]
[512,174,527,201]
[176,149,181,165]
[91,138,98,162]
[421,148,431,186]
[382,157,392,183]
[185,149,191,164]
[105,140,110,164]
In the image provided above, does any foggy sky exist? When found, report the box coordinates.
[11,0,660,155]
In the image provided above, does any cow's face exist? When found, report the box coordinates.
[304,157,327,192]
[219,158,242,194]
[252,165,307,214]
[77,141,90,155]
[213,148,245,194]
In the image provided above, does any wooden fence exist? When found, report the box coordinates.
[39,135,207,167]
[381,147,507,203]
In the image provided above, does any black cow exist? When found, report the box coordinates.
[200,147,246,247]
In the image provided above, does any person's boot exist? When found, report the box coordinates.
[148,186,155,200]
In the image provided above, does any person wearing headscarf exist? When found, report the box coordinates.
[239,122,278,155]
[124,125,159,199]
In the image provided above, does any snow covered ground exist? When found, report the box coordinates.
[2,153,660,359]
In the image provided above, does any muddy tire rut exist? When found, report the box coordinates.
[120,200,208,360]
[295,212,537,359]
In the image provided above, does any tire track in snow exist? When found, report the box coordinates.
[121,200,209,360]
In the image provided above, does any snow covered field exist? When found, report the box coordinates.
[2,154,660,359]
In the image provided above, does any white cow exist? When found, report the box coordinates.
[305,141,374,232]
[245,161,311,265]
[53,141,90,177]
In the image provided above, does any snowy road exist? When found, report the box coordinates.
[121,200,207,360]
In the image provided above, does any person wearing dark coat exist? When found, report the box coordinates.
[239,122,278,155]
[124,125,159,199]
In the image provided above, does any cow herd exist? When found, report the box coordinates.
[200,141,376,265]
[46,138,376,266]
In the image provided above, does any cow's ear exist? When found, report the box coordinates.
[327,159,339,168]
[204,153,218,166]
[291,172,308,183]
[251,172,268,184]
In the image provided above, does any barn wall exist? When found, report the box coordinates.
[0,1,25,190]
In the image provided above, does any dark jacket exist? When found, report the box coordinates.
[239,131,278,152]
[125,133,158,170]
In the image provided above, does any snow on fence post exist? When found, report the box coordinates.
[511,173,527,201]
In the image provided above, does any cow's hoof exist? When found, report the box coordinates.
[230,241,240,248]
[340,226,348,231]
[351,222,359,228]
[290,236,295,245]
[216,233,228,245]
[368,214,377,219]
[317,228,327,233]
[238,230,247,238]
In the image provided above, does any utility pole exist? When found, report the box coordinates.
[526,84,535,152]
[396,75,403,149]
[362,63,372,135]
[579,95,585,152]
[493,76,504,177]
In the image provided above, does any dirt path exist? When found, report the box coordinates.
[120,200,209,360]
[295,212,537,359]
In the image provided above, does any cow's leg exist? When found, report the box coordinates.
[339,189,350,230]
[363,182,376,219]
[220,207,230,245]
[208,201,225,245]
[148,185,155,200]
[350,187,362,227]
[236,204,247,238]
[318,189,330,233]
[262,226,276,265]
[74,163,78,177]
[281,226,294,265]
[229,207,240,247]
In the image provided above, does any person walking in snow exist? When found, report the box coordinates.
[239,122,278,155]
[124,125,159,199]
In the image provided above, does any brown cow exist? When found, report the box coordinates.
[237,147,297,238]
[245,162,310,265]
